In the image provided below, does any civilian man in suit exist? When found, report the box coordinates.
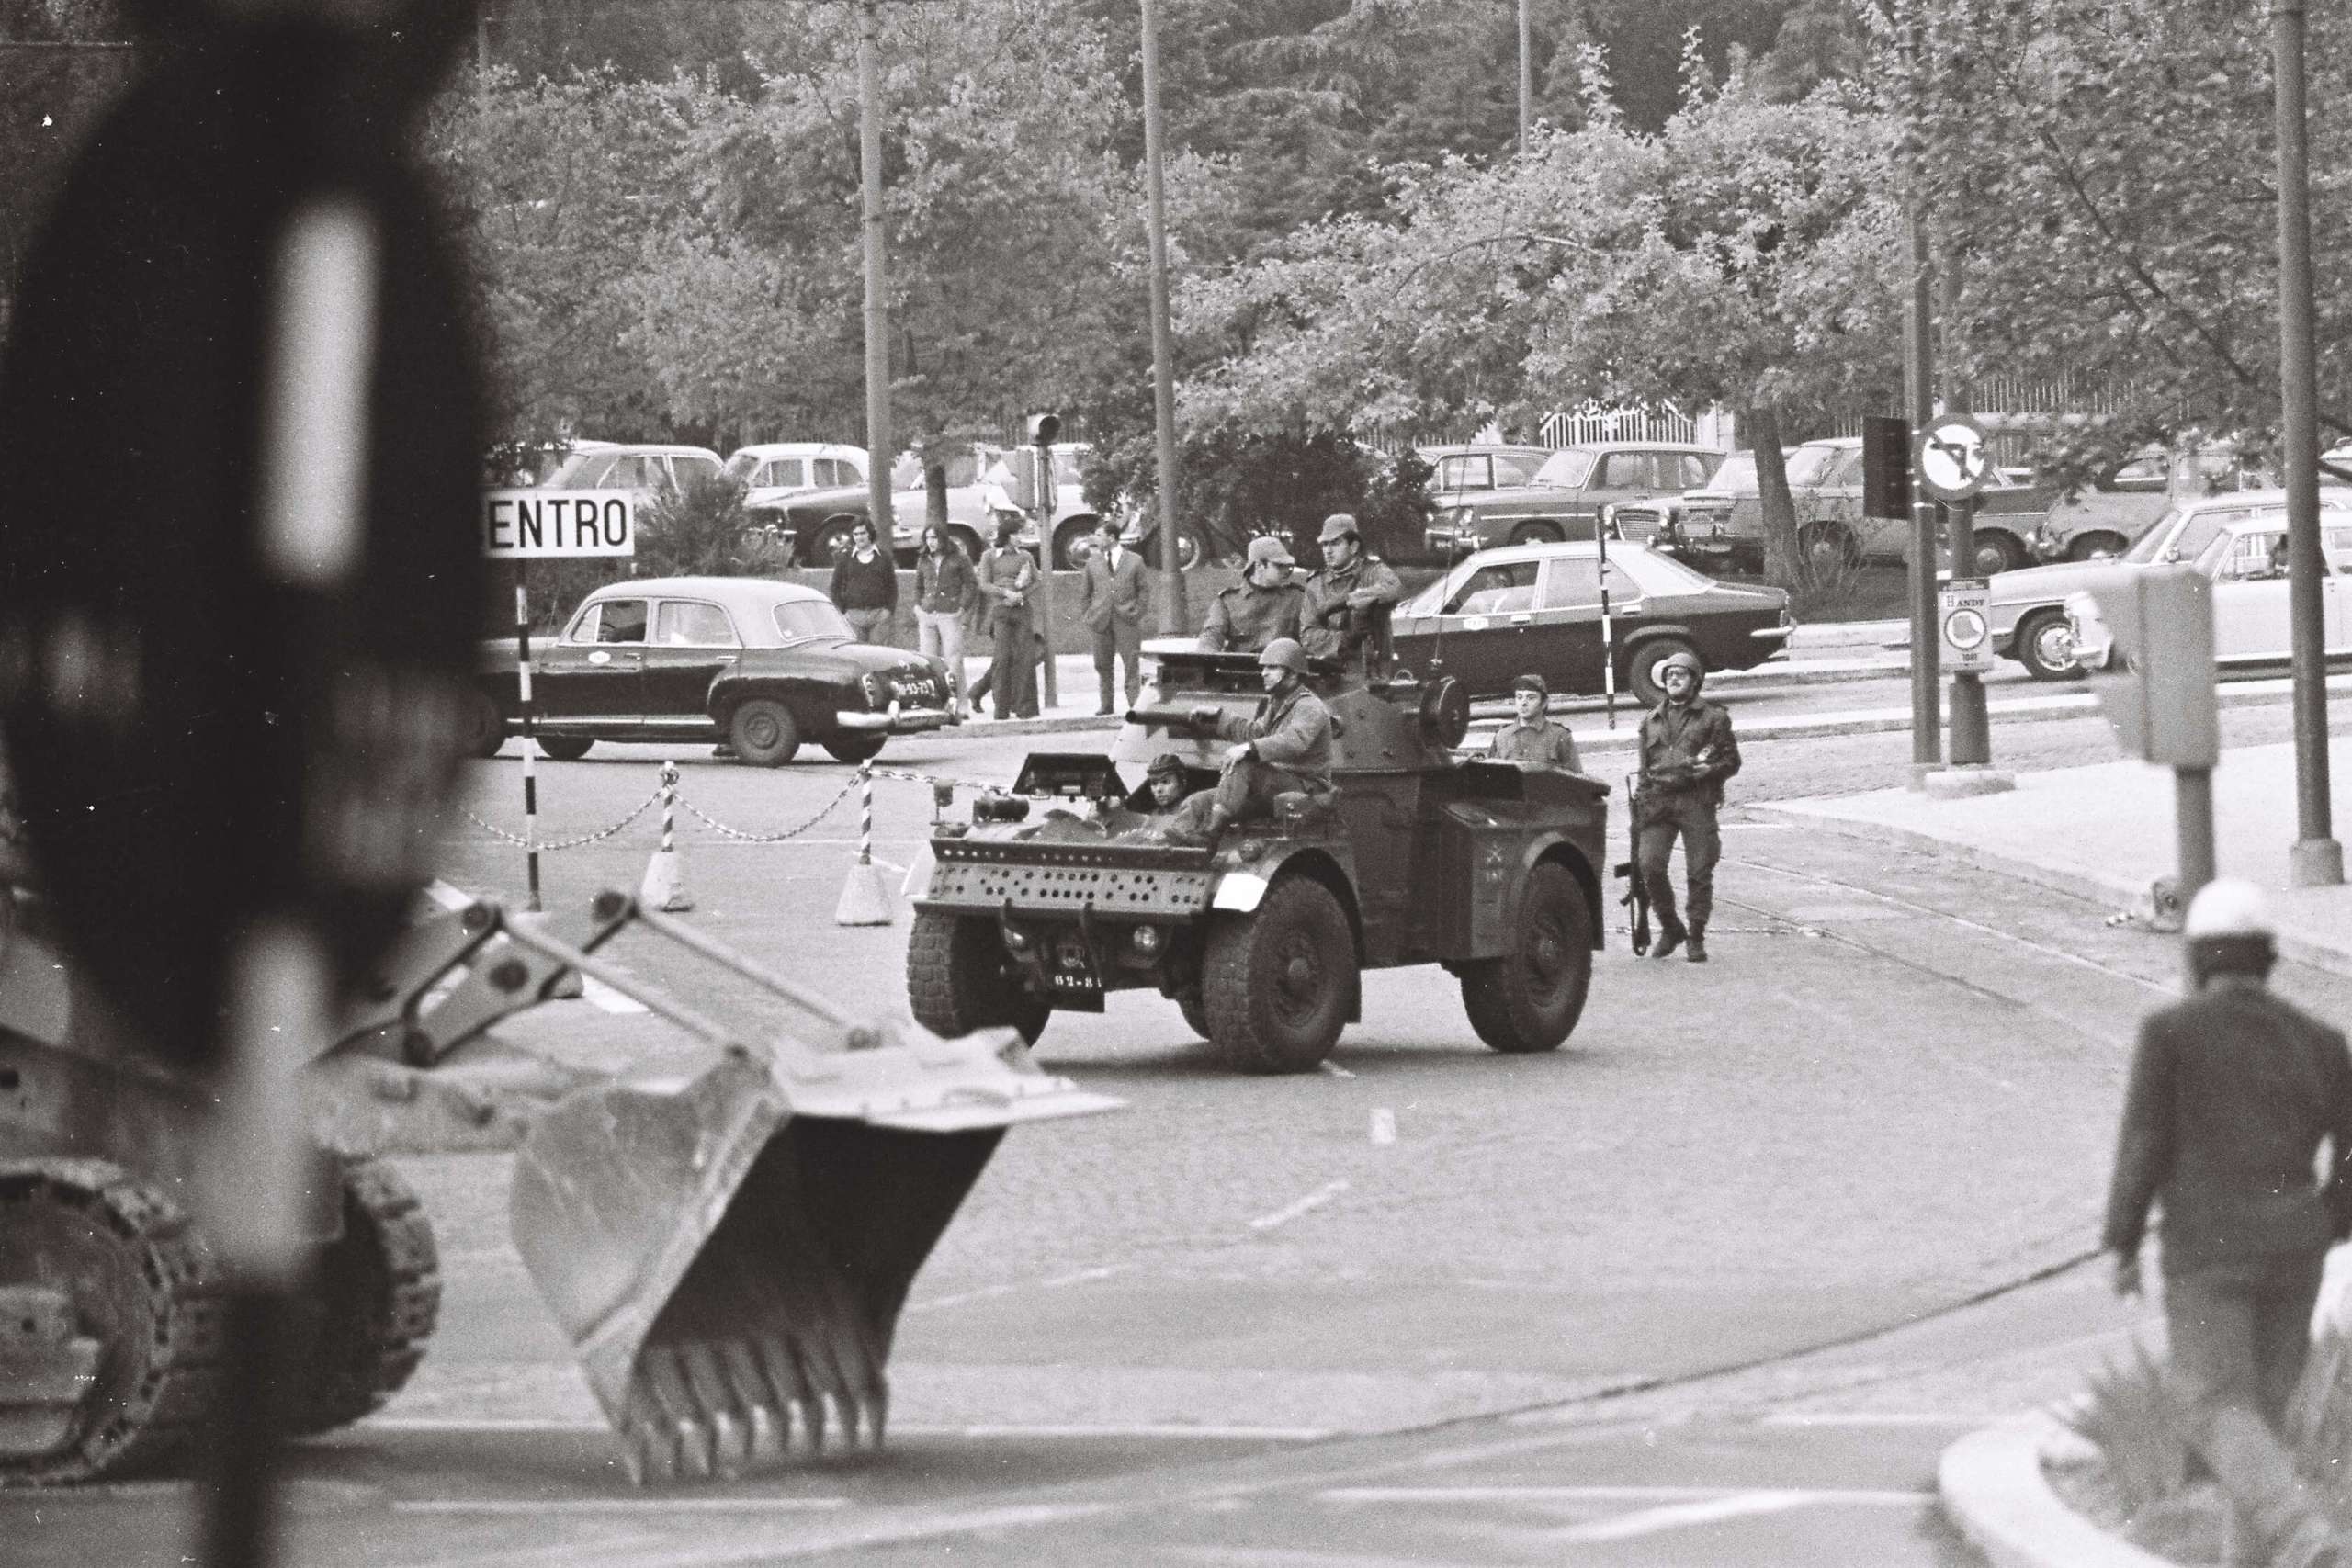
[1073,514,1148,715]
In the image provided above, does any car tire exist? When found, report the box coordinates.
[907,908,1048,1045]
[823,734,886,765]
[1176,989,1211,1041]
[1509,522,1565,547]
[1142,530,1203,570]
[1973,532,2027,576]
[1625,637,1699,708]
[728,698,801,766]
[948,525,985,562]
[534,735,594,761]
[802,515,861,566]
[2067,533,2127,562]
[1052,519,1098,572]
[1799,521,1861,571]
[1457,862,1592,1054]
[1201,874,1355,1074]
[461,692,504,759]
[2014,608,2081,682]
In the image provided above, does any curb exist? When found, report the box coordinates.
[1939,1413,2173,1568]
[1757,807,2352,983]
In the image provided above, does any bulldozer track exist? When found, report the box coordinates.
[0,1160,228,1486]
[281,1158,443,1438]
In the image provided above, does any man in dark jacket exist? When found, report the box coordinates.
[1073,514,1148,714]
[2106,879,2352,1568]
[828,519,898,642]
[1634,648,1739,962]
[1200,535,1306,654]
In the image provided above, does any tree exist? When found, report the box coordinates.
[1176,55,1905,589]
[1902,0,2352,489]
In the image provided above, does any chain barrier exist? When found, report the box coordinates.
[462,784,662,852]
[674,773,863,843]
[459,760,976,853]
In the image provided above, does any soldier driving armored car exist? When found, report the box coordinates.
[1200,535,1306,653]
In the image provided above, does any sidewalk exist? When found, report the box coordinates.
[1763,735,2352,978]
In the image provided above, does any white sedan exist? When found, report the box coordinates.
[2065,516,2352,672]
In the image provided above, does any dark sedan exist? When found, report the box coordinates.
[469,576,954,765]
[1389,541,1792,705]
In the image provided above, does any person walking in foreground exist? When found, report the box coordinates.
[2105,879,2352,1568]
[1074,514,1148,715]
[1634,649,1737,962]
[828,518,899,644]
[913,523,976,717]
[1200,535,1306,654]
[1489,672,1581,772]
[978,517,1039,720]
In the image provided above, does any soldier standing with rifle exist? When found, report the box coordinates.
[1634,649,1739,963]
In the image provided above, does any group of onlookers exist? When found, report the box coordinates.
[826,515,1151,722]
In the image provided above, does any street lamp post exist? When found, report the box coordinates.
[1905,202,1941,781]
[2270,0,2344,886]
[1140,0,1187,637]
[1517,0,1532,154]
[856,1,894,575]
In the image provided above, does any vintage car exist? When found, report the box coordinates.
[723,442,869,520]
[1422,442,1723,560]
[1389,539,1791,705]
[2066,515,2352,675]
[1714,436,2049,578]
[533,441,725,506]
[772,445,1104,569]
[1991,489,2352,681]
[1601,446,1787,566]
[468,576,954,765]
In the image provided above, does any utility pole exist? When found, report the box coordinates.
[1905,202,1941,782]
[2270,0,2344,886]
[856,1,895,571]
[1139,0,1187,637]
[1939,239,1994,772]
[1517,0,1533,154]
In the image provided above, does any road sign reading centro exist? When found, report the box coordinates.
[481,489,635,558]
[1939,577,1994,671]
[1914,412,1992,502]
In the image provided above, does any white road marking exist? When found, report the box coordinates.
[1758,1410,1980,1427]
[903,1262,1128,1314]
[945,1423,1333,1441]
[580,975,648,1014]
[870,855,910,874]
[1551,1486,1926,1541]
[1322,1484,1927,1506]
[394,1497,849,1516]
[1250,1179,1351,1231]
[1317,1060,1356,1078]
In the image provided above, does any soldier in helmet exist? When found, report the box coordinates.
[1634,648,1739,962]
[1200,535,1306,654]
[2105,879,2352,1568]
[1489,672,1581,772]
[1168,637,1332,844]
[1299,512,1404,668]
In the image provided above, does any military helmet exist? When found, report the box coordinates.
[1317,513,1360,545]
[1258,637,1311,674]
[2183,876,2278,982]
[1658,648,1704,692]
[1145,753,1186,781]
[1245,534,1295,569]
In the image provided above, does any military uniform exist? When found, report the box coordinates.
[1490,717,1581,772]
[1210,680,1332,820]
[1201,579,1305,654]
[1634,661,1739,953]
[1299,554,1404,664]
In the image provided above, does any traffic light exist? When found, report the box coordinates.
[2080,565,2219,768]
[1004,446,1051,511]
[1025,412,1062,447]
[1862,414,1910,521]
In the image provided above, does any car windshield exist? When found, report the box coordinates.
[1783,445,1843,487]
[773,599,854,640]
[1708,453,1760,493]
[1530,449,1597,489]
[1617,548,1717,594]
[2121,507,2187,564]
[723,452,760,479]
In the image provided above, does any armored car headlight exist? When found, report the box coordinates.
[1131,924,1163,953]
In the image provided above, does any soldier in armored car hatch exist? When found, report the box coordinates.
[1489,673,1581,773]
[1298,513,1404,668]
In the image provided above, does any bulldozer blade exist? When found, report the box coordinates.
[508,1030,1113,1483]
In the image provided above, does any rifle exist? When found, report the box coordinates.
[1613,772,1651,955]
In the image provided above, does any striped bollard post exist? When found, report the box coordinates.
[639,760,694,911]
[834,754,894,925]
[515,578,542,910]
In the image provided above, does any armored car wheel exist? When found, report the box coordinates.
[908,908,1048,1044]
[1458,862,1592,1054]
[1202,874,1355,1074]
[278,1159,441,1438]
[1176,990,1211,1041]
[0,1161,226,1486]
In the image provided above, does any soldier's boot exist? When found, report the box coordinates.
[1651,915,1686,961]
[1685,923,1708,964]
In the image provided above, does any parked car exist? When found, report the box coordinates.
[772,444,1102,568]
[534,441,726,509]
[1388,539,1791,705]
[1705,435,2049,578]
[724,443,868,519]
[1990,488,2352,680]
[2066,515,2352,674]
[1420,444,1555,506]
[467,576,955,766]
[1422,442,1724,560]
[2031,442,2352,562]
[1603,446,1788,567]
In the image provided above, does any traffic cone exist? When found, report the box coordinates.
[640,762,695,912]
[834,757,895,926]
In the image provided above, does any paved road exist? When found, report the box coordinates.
[18,695,2352,1564]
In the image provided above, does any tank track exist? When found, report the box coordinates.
[281,1158,441,1438]
[0,1159,229,1486]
